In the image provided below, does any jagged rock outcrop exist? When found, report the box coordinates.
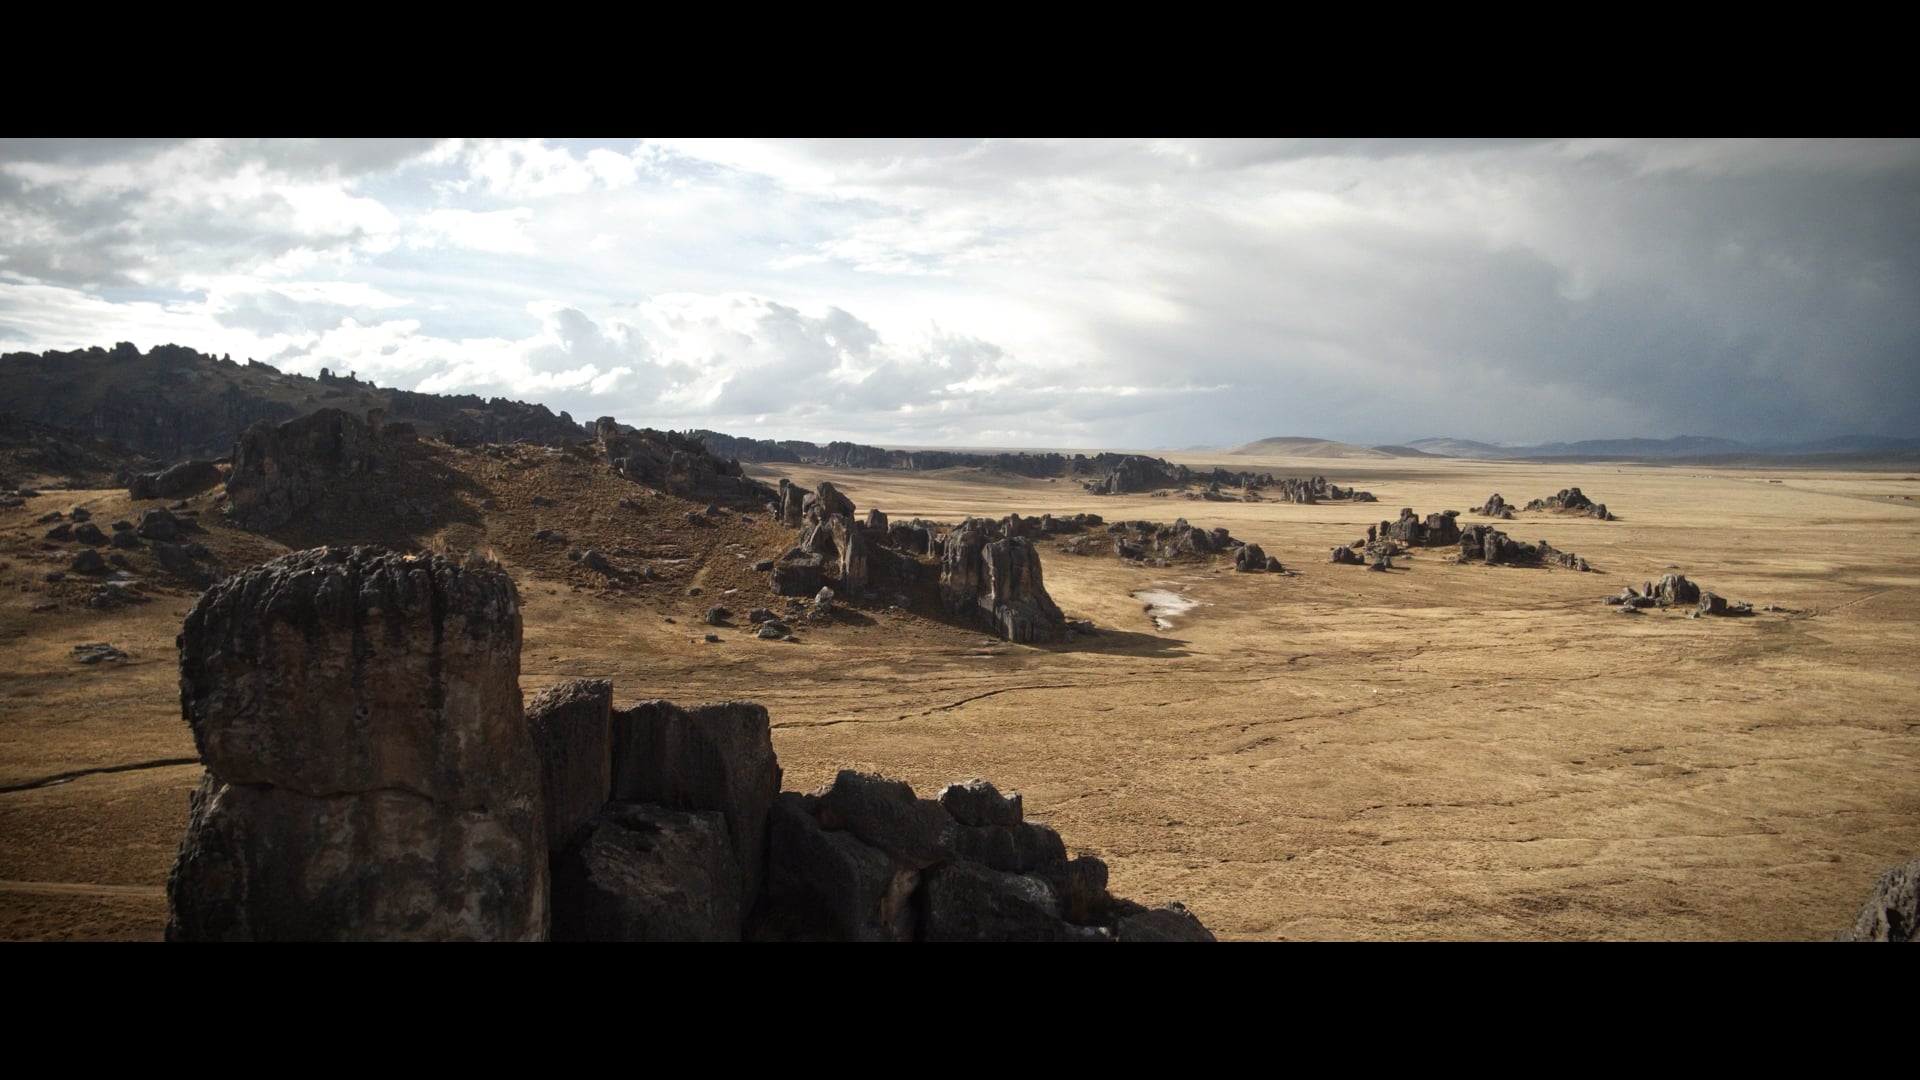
[1524,487,1613,520]
[939,519,1067,644]
[225,408,394,531]
[163,545,1211,942]
[0,344,581,462]
[1103,518,1244,563]
[166,546,547,941]
[1475,493,1515,519]
[1834,856,1919,942]
[1601,572,1754,615]
[1235,543,1269,571]
[593,418,776,507]
[1380,507,1462,547]
[610,700,783,905]
[552,802,741,942]
[525,678,614,855]
[129,459,223,501]
[1456,524,1592,570]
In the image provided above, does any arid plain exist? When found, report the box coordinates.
[3,448,1917,940]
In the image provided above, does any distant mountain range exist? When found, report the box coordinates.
[1400,435,1920,461]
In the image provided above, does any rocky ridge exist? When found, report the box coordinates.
[164,545,1215,942]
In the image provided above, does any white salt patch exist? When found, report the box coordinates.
[1133,588,1198,630]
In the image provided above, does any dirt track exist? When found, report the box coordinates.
[2,451,1916,939]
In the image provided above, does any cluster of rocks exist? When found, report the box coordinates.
[225,407,416,531]
[1088,518,1263,568]
[1602,573,1752,616]
[39,504,221,586]
[1330,508,1464,569]
[765,482,1075,645]
[165,546,1212,942]
[1475,493,1516,519]
[1523,487,1613,520]
[592,417,776,508]
[1475,489,1614,521]
[1455,524,1592,571]
[937,516,1069,644]
[1267,476,1376,505]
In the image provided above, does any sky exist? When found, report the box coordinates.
[1,137,1915,450]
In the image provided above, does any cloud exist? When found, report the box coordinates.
[5,138,1919,447]
[411,208,536,254]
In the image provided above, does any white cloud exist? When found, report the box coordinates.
[411,208,536,254]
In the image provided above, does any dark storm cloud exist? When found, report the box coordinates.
[5,138,1917,449]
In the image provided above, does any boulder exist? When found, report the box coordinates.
[226,409,384,532]
[69,548,108,575]
[130,459,223,501]
[759,793,919,942]
[1652,573,1701,606]
[948,819,1070,878]
[72,522,108,546]
[136,507,180,541]
[814,770,953,870]
[770,553,825,597]
[550,802,741,942]
[938,778,1023,827]
[921,861,1083,942]
[525,678,614,854]
[939,520,1066,644]
[1234,543,1268,572]
[610,700,781,905]
[167,546,546,941]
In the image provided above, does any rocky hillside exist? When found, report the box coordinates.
[0,343,587,462]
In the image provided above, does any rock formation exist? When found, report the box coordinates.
[1833,855,1919,942]
[1380,507,1462,547]
[593,418,776,507]
[225,408,395,531]
[167,546,547,941]
[1601,572,1755,615]
[165,544,1212,942]
[1455,524,1592,570]
[129,459,223,501]
[940,518,1067,644]
[1474,493,1515,519]
[1523,487,1613,520]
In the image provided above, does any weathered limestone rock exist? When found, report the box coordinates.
[1834,856,1919,942]
[759,792,920,942]
[770,551,825,596]
[610,699,781,904]
[948,819,1071,878]
[1330,545,1364,565]
[550,802,741,942]
[1115,901,1218,942]
[938,520,1067,643]
[921,861,1085,942]
[1651,573,1700,606]
[225,408,380,532]
[167,546,546,941]
[130,459,223,501]
[938,778,1023,827]
[1476,493,1514,519]
[1234,543,1268,572]
[803,481,856,523]
[136,507,180,541]
[525,678,613,853]
[815,770,953,870]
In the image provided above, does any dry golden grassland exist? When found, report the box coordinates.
[3,450,1916,939]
